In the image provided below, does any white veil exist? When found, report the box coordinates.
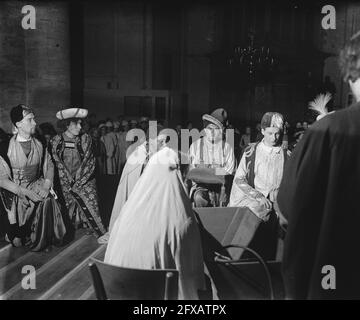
[104,146,205,299]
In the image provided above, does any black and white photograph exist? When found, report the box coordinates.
[0,0,359,306]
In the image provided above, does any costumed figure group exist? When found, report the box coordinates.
[0,99,296,299]
[3,29,360,299]
[0,105,107,252]
[102,105,293,299]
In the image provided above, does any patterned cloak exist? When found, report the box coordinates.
[50,133,106,237]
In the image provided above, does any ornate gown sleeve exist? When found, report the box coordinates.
[73,134,96,189]
[43,148,54,184]
[233,150,263,201]
[0,156,10,180]
[0,156,19,198]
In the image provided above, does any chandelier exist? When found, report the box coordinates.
[228,32,275,86]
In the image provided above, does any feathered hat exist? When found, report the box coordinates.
[308,92,335,121]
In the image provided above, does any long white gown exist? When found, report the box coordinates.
[104,146,205,300]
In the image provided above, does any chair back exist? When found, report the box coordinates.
[88,258,179,300]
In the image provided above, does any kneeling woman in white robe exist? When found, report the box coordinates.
[104,146,205,300]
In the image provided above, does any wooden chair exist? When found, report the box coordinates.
[88,258,179,300]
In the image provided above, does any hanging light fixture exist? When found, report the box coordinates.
[228,31,275,86]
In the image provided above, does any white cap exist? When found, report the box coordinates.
[56,108,88,120]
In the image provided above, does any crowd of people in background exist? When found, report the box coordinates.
[0,115,313,180]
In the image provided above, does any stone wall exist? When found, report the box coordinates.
[0,1,70,133]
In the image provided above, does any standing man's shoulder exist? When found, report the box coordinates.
[307,104,360,142]
[290,106,360,159]
[81,132,91,139]
[80,132,92,145]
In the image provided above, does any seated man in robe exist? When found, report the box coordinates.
[0,104,66,251]
[188,108,235,207]
[105,146,205,300]
[228,112,290,260]
[50,107,106,243]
